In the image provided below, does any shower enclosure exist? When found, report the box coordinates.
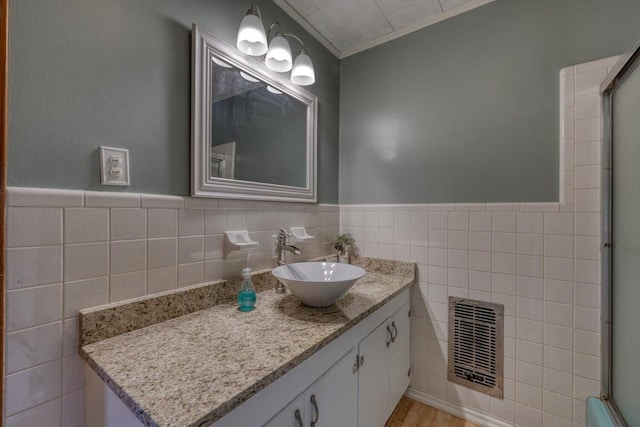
[601,33,640,427]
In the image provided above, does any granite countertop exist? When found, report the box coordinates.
[80,259,414,427]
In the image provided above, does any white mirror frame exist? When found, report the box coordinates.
[191,24,318,203]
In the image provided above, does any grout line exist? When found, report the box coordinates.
[4,395,62,421]
[5,357,62,379]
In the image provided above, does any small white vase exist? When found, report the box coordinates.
[337,249,351,264]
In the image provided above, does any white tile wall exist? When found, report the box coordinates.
[340,56,619,427]
[4,189,338,426]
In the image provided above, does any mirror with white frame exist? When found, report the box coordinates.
[191,24,318,203]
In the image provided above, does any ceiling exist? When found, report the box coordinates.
[273,0,495,58]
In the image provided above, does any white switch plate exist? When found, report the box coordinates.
[99,146,130,186]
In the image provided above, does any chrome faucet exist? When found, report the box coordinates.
[275,228,302,294]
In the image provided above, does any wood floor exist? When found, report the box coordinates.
[386,397,480,427]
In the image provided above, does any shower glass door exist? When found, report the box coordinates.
[604,37,640,426]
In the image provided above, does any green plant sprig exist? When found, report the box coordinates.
[333,233,355,252]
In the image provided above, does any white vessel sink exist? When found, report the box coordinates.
[272,262,366,307]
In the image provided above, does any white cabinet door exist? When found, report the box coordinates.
[263,394,305,427]
[357,321,391,427]
[304,347,358,427]
[389,302,411,413]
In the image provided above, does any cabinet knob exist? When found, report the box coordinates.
[294,409,303,427]
[386,325,392,347]
[310,394,319,427]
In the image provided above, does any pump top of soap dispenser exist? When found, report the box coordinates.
[237,268,256,312]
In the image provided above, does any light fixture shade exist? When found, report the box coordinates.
[237,13,268,56]
[240,71,260,83]
[265,34,292,72]
[212,56,232,68]
[291,50,315,86]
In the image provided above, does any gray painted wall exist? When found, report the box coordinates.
[339,0,640,204]
[8,0,340,203]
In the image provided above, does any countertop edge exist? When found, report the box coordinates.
[80,276,414,427]
[80,349,161,427]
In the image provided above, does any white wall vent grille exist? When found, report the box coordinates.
[448,297,504,398]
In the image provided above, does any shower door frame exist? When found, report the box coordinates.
[0,0,7,419]
[600,32,640,427]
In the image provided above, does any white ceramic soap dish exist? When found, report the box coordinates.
[290,227,315,244]
[224,231,259,259]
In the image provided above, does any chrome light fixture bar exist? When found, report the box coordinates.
[236,3,315,86]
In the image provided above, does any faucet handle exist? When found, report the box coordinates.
[277,228,292,246]
[279,228,292,237]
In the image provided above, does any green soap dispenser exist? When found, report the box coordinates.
[237,268,256,312]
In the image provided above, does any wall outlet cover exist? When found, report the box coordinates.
[99,146,130,186]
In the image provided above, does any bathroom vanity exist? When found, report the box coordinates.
[80,259,414,427]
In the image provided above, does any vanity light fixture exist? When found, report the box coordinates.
[291,48,315,86]
[236,3,268,56]
[236,3,316,86]
[265,26,292,72]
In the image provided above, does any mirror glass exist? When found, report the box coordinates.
[192,25,318,202]
[210,58,307,187]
